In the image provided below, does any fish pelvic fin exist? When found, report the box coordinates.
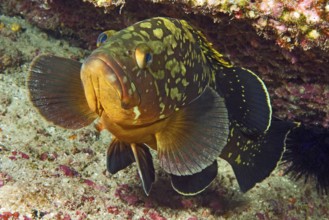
[28,55,97,129]
[131,143,155,196]
[220,120,293,192]
[107,139,135,174]
[171,160,218,196]
[216,67,272,135]
[156,87,229,176]
[107,140,155,195]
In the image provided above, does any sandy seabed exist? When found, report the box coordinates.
[0,15,328,220]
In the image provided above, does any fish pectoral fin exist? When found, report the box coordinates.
[107,139,135,174]
[220,121,293,192]
[28,55,98,129]
[216,67,272,135]
[156,87,229,176]
[131,143,155,196]
[171,160,218,196]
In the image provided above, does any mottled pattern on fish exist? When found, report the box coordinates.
[91,17,233,123]
[28,17,291,196]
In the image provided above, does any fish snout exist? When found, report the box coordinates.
[81,53,140,113]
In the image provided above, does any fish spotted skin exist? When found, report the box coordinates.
[28,17,289,196]
[80,17,231,177]
[84,17,225,125]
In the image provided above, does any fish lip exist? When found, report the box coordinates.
[88,52,140,109]
[88,53,124,98]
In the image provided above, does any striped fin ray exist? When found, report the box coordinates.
[28,55,97,129]
[107,139,134,174]
[156,87,229,176]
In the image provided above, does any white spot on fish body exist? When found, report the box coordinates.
[133,106,141,120]
[107,74,117,82]
[123,76,128,83]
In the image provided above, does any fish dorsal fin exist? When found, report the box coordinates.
[171,160,218,196]
[220,121,293,192]
[28,55,98,129]
[131,143,155,196]
[156,87,229,176]
[216,67,272,135]
[107,139,135,174]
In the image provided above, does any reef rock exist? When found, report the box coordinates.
[1,0,328,127]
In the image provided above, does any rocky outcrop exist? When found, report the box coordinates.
[1,0,328,127]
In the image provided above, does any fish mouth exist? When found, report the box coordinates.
[81,52,140,111]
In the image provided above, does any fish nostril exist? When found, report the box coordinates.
[121,101,130,110]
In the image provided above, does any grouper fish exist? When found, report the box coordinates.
[28,17,292,196]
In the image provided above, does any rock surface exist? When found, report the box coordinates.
[1,0,328,127]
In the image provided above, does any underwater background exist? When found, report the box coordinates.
[0,0,328,219]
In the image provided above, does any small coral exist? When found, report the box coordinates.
[10,22,21,32]
[0,49,23,72]
[0,19,24,72]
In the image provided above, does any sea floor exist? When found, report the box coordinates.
[0,15,328,220]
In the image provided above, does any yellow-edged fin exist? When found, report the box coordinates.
[216,67,272,135]
[155,87,229,176]
[171,161,218,196]
[131,143,155,196]
[220,120,294,192]
[28,55,97,129]
[107,139,134,174]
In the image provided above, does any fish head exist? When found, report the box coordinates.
[81,17,208,126]
[81,45,142,126]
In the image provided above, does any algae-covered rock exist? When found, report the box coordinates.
[1,0,328,127]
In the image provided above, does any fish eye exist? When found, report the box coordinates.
[96,33,107,47]
[96,30,117,47]
[145,52,152,64]
[135,43,153,69]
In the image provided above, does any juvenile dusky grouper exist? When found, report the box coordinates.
[28,17,292,196]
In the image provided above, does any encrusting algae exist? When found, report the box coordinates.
[28,17,293,196]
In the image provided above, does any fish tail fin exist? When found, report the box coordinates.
[216,67,271,135]
[171,160,218,196]
[282,124,329,194]
[28,55,97,129]
[220,120,293,192]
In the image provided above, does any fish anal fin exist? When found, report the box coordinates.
[107,139,134,174]
[131,143,155,196]
[216,67,272,135]
[171,160,218,196]
[156,87,229,176]
[28,55,98,129]
[220,121,293,192]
